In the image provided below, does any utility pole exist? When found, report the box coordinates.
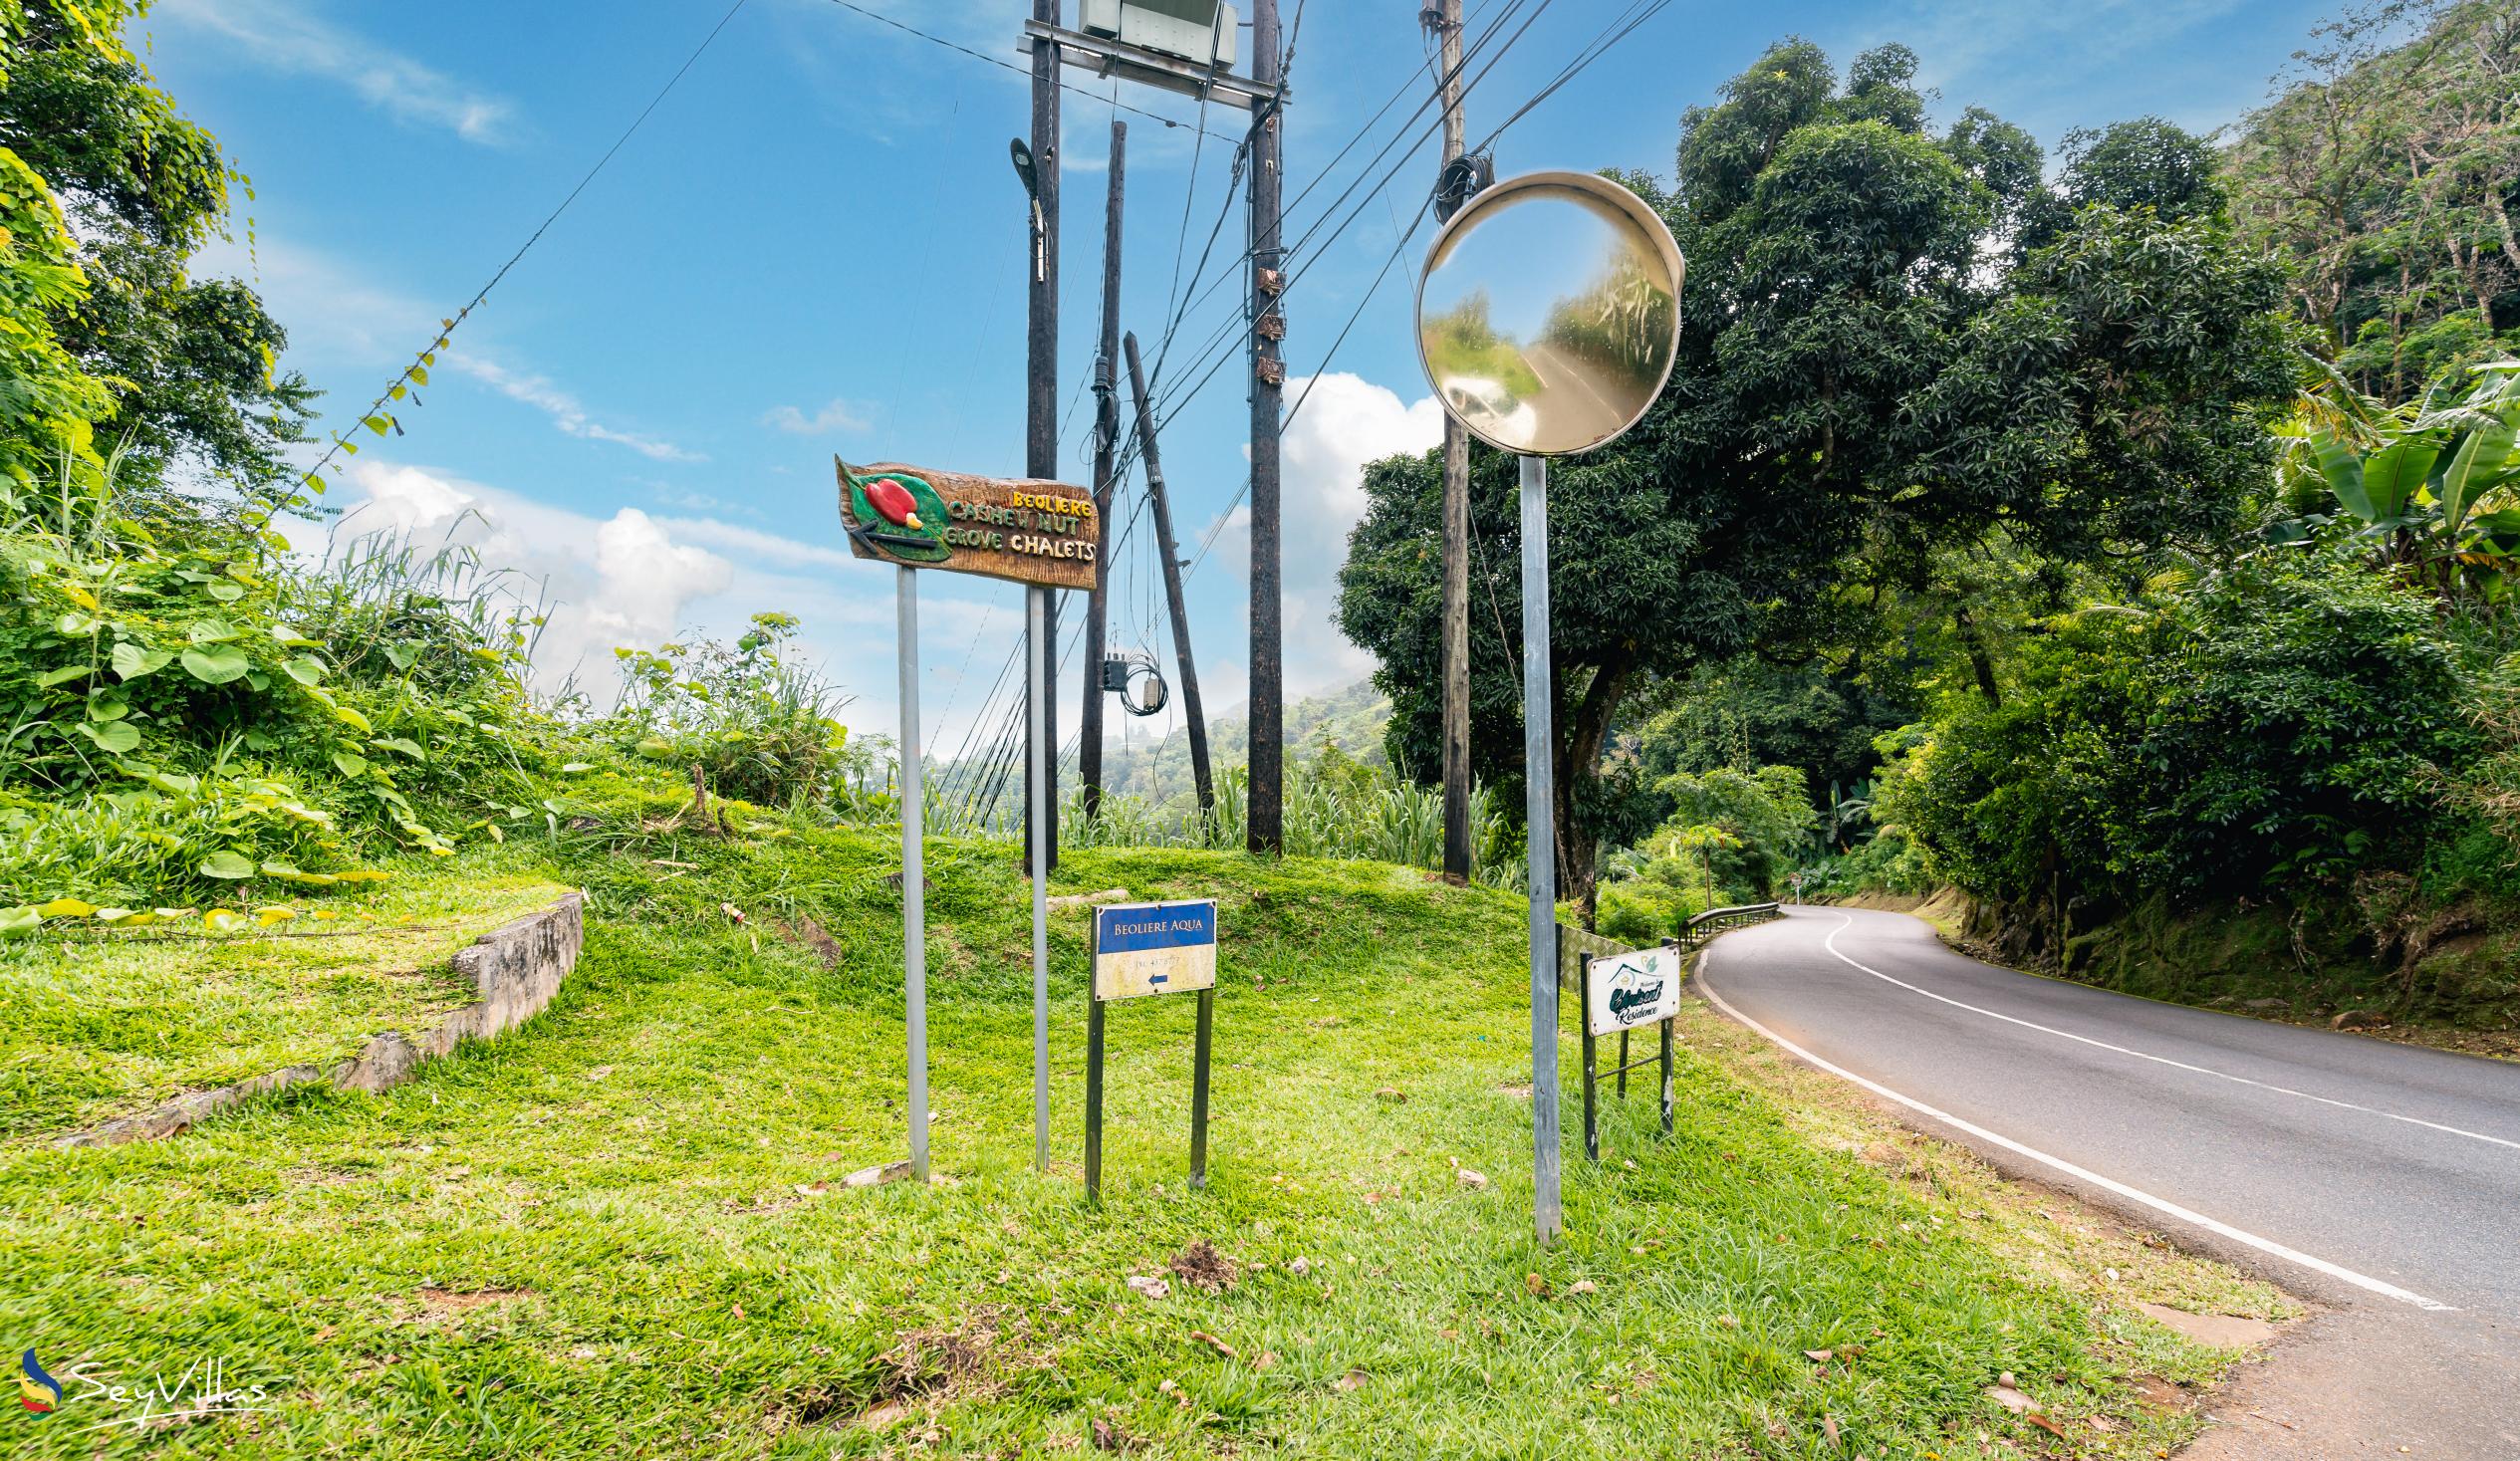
[1246,0,1286,855]
[1026,0,1062,872]
[1080,121,1127,824]
[1123,331,1215,818]
[1428,0,1474,884]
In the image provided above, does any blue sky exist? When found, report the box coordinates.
[143,0,2335,766]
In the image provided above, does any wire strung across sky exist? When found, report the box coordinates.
[291,0,753,502]
[1176,0,1680,578]
[929,0,1677,803]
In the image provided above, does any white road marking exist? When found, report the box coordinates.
[1817,913,2520,1155]
[1695,946,2459,1313]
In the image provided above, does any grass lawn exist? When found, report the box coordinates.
[0,863,573,1138]
[1,828,2283,1457]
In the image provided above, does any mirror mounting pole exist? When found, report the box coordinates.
[1521,452,1561,1243]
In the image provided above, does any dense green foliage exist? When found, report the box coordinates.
[1878,551,2470,908]
[2226,0,2520,400]
[1340,39,2291,921]
[0,468,565,912]
[0,0,313,501]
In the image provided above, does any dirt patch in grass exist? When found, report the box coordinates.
[775,915,844,970]
[1165,1240,1238,1295]
[416,1287,533,1315]
[787,1310,1042,1436]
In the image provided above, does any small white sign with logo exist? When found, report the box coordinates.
[1586,945,1677,1037]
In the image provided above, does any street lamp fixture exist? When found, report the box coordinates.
[1010,137,1045,284]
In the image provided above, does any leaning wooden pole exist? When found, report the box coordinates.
[1079,120,1127,823]
[1123,331,1214,819]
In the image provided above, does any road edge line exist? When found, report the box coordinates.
[1818,914,2520,1155]
[1693,946,2458,1315]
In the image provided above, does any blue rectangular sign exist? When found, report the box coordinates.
[1093,899,1219,1001]
[1095,902,1217,954]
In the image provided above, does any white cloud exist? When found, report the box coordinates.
[761,398,872,436]
[313,459,1019,754]
[447,354,705,463]
[155,0,519,143]
[1191,373,1443,696]
[324,460,732,693]
[656,515,856,573]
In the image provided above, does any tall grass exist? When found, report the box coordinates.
[1055,763,1522,885]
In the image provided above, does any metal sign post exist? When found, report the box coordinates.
[844,459,1096,1186]
[1029,587,1052,1171]
[897,567,928,1181]
[1409,171,1685,1245]
[1083,898,1220,1203]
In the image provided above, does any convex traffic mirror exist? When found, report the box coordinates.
[1413,170,1684,456]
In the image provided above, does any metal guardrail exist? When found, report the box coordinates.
[1554,902,1782,990]
[1675,901,1783,952]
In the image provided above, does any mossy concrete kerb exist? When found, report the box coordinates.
[56,892,585,1148]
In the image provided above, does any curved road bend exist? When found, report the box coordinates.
[1696,906,2520,1456]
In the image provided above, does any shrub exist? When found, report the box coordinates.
[1880,547,2467,905]
[0,459,532,906]
[605,613,858,814]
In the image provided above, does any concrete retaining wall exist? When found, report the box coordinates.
[58,891,583,1147]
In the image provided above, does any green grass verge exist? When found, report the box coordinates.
[0,829,2271,1456]
[0,859,573,1137]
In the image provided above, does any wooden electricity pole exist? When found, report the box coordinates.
[1123,330,1215,818]
[1429,0,1473,883]
[1246,0,1286,854]
[1079,120,1127,823]
[1026,0,1062,871]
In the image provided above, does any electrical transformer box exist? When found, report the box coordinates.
[1078,0,1238,70]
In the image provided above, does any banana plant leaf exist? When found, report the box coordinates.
[2439,406,2519,537]
[2310,430,2376,522]
[2360,440,2439,521]
[2460,507,2520,557]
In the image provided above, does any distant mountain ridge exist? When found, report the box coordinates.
[1084,677,1392,807]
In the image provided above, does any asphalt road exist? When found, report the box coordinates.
[1521,342,1631,445]
[1697,906,2520,1455]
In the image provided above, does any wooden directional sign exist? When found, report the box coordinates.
[837,457,1099,591]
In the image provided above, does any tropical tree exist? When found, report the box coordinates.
[2226,0,2520,398]
[1339,41,2293,918]
[0,0,314,505]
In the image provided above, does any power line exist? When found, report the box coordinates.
[1141,0,1527,408]
[1184,0,1670,575]
[293,0,752,498]
[1470,0,1673,153]
[1139,0,1553,477]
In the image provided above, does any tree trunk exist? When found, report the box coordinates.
[1954,608,2002,707]
[1553,653,1638,928]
